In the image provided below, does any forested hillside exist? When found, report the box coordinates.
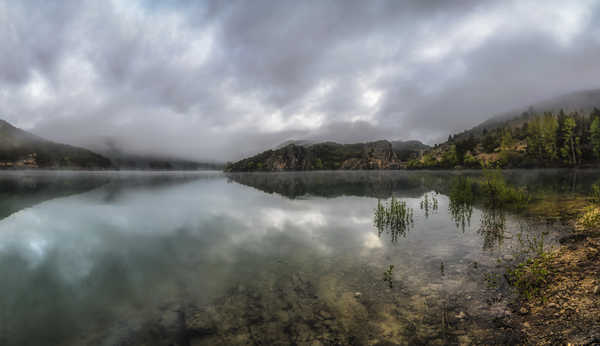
[225,140,409,172]
[0,119,113,169]
[409,108,600,169]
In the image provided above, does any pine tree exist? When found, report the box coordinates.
[591,117,600,159]
[591,107,600,121]
[541,113,558,161]
[560,116,577,165]
[526,116,543,159]
[500,128,514,151]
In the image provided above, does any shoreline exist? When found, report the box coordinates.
[504,197,600,344]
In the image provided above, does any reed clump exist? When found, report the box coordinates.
[374,196,414,242]
[420,193,439,218]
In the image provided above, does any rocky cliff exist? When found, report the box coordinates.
[225,140,405,172]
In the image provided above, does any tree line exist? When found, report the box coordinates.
[408,107,600,169]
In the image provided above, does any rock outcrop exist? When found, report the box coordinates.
[225,140,405,172]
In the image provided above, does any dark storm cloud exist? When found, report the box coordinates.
[1,0,599,161]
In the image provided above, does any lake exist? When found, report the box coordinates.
[0,170,597,345]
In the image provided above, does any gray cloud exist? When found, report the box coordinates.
[1,0,600,161]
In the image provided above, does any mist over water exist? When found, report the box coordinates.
[0,170,596,345]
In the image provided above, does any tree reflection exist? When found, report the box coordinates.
[478,208,506,250]
[448,176,474,232]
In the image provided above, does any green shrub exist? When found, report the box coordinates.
[480,169,530,208]
[463,152,481,168]
[507,253,553,300]
[576,206,600,231]
[314,158,324,169]
[591,182,600,204]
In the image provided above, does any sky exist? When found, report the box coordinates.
[1,0,600,161]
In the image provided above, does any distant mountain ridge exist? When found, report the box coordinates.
[225,139,429,172]
[89,139,223,170]
[0,119,222,170]
[275,139,316,149]
[0,119,113,169]
[102,153,223,170]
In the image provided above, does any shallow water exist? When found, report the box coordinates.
[0,170,597,345]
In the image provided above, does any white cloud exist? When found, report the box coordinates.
[1,0,600,159]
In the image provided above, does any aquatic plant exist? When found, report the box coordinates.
[374,199,386,230]
[480,169,530,209]
[419,192,439,218]
[497,225,555,301]
[516,227,548,258]
[374,196,414,243]
[383,264,394,288]
[478,208,506,250]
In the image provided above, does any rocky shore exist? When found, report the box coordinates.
[509,233,600,345]
[504,198,600,345]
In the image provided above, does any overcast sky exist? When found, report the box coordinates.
[2,0,600,161]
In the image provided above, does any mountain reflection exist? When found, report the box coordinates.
[0,170,595,345]
[0,173,108,221]
[226,171,441,199]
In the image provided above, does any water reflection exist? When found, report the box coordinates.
[478,208,507,250]
[0,172,108,221]
[0,170,595,345]
[448,176,474,233]
[226,171,429,199]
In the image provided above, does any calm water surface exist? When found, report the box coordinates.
[0,170,597,345]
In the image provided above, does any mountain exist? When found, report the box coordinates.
[408,89,600,169]
[104,154,223,170]
[0,119,113,169]
[225,140,409,172]
[275,139,316,149]
[391,140,430,161]
[76,137,223,170]
[456,88,600,139]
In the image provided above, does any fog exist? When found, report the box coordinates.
[1,0,600,161]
